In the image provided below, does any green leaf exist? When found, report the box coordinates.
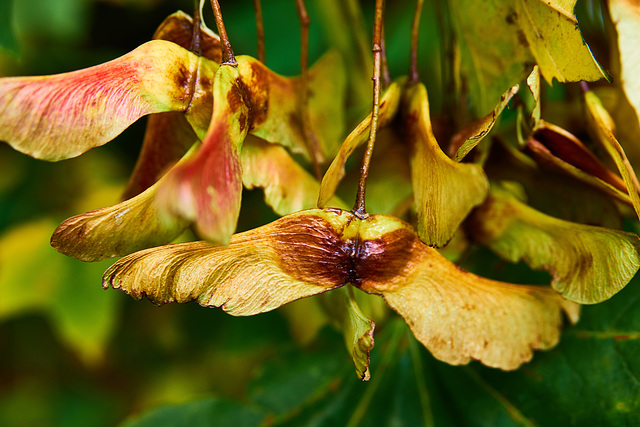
[120,398,267,427]
[450,0,607,113]
[0,219,119,365]
[0,0,19,54]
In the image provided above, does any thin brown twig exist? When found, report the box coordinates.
[253,0,266,63]
[381,24,391,87]
[410,0,425,83]
[295,0,322,180]
[353,0,385,218]
[210,0,237,66]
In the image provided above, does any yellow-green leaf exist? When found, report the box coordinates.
[468,186,640,304]
[450,0,607,113]
[402,82,489,247]
[452,84,519,161]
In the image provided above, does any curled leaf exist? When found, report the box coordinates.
[468,187,640,304]
[0,40,216,160]
[402,82,489,247]
[585,91,640,220]
[318,82,401,207]
[320,287,375,381]
[450,84,519,161]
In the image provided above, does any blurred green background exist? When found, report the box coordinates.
[1,0,639,426]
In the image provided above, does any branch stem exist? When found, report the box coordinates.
[210,0,237,66]
[253,0,266,63]
[410,0,424,83]
[295,0,322,180]
[353,0,385,218]
[190,0,205,55]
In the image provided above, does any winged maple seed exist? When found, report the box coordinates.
[103,208,579,372]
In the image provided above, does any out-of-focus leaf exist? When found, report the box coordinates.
[450,0,607,113]
[585,90,640,221]
[0,0,19,55]
[241,136,348,215]
[469,186,640,304]
[451,84,519,161]
[318,81,401,208]
[120,397,267,427]
[0,219,118,365]
[315,0,372,114]
[609,0,640,129]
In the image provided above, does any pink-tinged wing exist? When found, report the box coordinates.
[122,112,197,200]
[157,64,250,245]
[0,40,203,161]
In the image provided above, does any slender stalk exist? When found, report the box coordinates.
[295,0,322,180]
[210,0,237,66]
[353,0,384,218]
[410,0,424,83]
[190,0,205,55]
[253,0,266,63]
[380,24,391,88]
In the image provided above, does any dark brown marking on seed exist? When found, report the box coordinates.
[273,215,351,287]
[226,80,245,114]
[354,228,416,286]
[245,61,270,127]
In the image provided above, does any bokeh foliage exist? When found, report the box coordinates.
[1,0,639,426]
